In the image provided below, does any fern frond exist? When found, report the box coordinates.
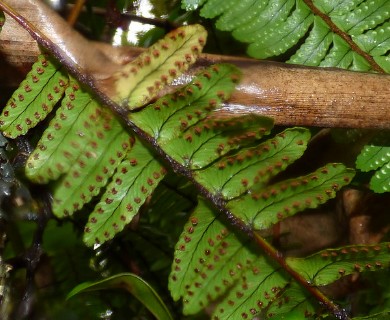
[26,79,107,183]
[0,18,366,318]
[184,0,390,71]
[287,242,390,286]
[130,64,241,145]
[52,118,131,217]
[115,24,207,109]
[228,163,354,229]
[0,54,68,138]
[195,128,309,200]
[83,138,166,245]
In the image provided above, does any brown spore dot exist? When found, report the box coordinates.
[191,217,198,226]
[134,197,142,204]
[120,215,126,221]
[104,231,110,238]
[241,179,248,187]
[90,217,97,223]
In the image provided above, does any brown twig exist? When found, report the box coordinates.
[66,0,86,26]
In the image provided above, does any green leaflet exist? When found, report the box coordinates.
[162,115,273,170]
[194,128,309,200]
[247,1,313,59]
[52,118,131,217]
[67,273,173,320]
[169,199,261,314]
[114,24,206,109]
[0,54,68,138]
[287,242,390,286]
[210,254,289,319]
[25,79,105,183]
[263,282,318,319]
[330,0,389,36]
[356,145,390,193]
[228,163,355,230]
[130,63,242,147]
[289,16,333,66]
[169,199,318,319]
[83,138,166,246]
[183,0,390,71]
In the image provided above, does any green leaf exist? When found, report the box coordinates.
[169,199,320,319]
[194,128,309,200]
[83,138,166,246]
[0,54,68,138]
[67,273,173,320]
[262,282,318,319]
[356,145,390,193]
[25,80,104,183]
[114,24,207,109]
[228,163,355,229]
[356,145,390,172]
[247,1,313,59]
[130,63,241,147]
[169,198,261,314]
[289,16,333,66]
[210,254,289,319]
[52,117,131,217]
[354,22,390,57]
[287,242,390,286]
[331,0,390,36]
